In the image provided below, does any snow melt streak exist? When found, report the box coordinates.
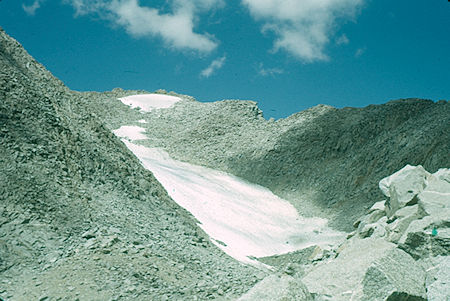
[120,140,344,265]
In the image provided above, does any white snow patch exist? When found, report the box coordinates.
[119,94,182,112]
[120,138,345,265]
[138,119,148,124]
[113,126,147,141]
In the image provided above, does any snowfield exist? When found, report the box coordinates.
[114,126,344,265]
[119,94,182,112]
[113,126,147,140]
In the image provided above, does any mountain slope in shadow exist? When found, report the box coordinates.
[235,100,449,230]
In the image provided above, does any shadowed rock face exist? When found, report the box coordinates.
[0,28,261,300]
[236,100,450,230]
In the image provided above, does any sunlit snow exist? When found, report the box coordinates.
[113,126,148,140]
[119,94,182,112]
[115,128,345,265]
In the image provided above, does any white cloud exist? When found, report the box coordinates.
[242,0,363,62]
[67,0,107,16]
[258,63,283,77]
[22,0,43,15]
[200,56,226,78]
[336,34,349,45]
[66,0,222,53]
[355,47,366,57]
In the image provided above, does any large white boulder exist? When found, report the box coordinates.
[301,238,426,301]
[417,169,450,219]
[379,165,431,217]
[302,166,448,301]
[398,168,450,259]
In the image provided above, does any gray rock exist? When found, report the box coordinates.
[379,165,430,217]
[417,171,450,219]
[354,205,386,230]
[358,218,388,239]
[433,168,450,183]
[398,217,449,259]
[350,166,449,261]
[397,169,450,259]
[237,274,313,301]
[368,200,386,213]
[359,250,426,301]
[425,256,450,301]
[386,204,422,243]
[81,230,96,239]
[302,238,426,301]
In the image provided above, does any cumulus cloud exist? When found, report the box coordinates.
[200,56,226,78]
[66,0,222,53]
[258,63,283,77]
[242,0,363,62]
[22,0,43,15]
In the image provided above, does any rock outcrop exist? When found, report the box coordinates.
[243,165,448,300]
[351,165,450,259]
[302,238,426,300]
[298,165,449,300]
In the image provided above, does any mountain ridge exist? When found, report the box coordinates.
[85,88,448,231]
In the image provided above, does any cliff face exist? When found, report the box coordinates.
[0,28,260,300]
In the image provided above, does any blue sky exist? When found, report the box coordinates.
[1,0,449,118]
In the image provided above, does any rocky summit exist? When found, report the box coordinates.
[1,28,449,301]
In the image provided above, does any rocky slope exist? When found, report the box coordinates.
[85,89,449,231]
[240,165,449,300]
[0,28,262,300]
